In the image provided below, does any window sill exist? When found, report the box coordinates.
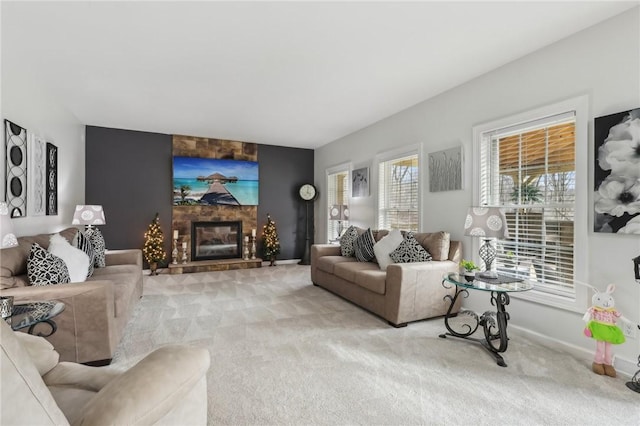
[510,287,587,314]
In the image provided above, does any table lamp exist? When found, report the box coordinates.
[72,205,106,229]
[464,206,508,279]
[329,204,349,238]
[0,202,18,248]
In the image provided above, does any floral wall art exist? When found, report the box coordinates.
[594,108,640,234]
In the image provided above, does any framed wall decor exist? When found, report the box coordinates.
[46,142,58,216]
[351,167,369,198]
[594,108,640,234]
[4,119,28,217]
[428,146,463,192]
[28,134,47,216]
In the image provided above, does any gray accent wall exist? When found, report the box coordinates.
[85,126,314,264]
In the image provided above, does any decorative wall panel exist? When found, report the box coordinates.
[4,120,27,217]
[46,142,58,216]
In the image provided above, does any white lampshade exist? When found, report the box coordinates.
[72,205,106,226]
[463,207,508,239]
[0,202,18,248]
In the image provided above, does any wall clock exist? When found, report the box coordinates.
[298,183,318,201]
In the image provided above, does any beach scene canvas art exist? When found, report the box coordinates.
[173,156,259,206]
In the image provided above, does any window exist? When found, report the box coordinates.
[377,151,419,231]
[326,167,349,241]
[474,96,588,311]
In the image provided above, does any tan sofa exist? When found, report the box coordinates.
[1,320,209,425]
[0,227,143,364]
[311,230,462,327]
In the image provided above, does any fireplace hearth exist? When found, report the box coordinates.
[191,221,242,261]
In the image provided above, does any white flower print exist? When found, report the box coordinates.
[598,117,640,179]
[594,176,640,217]
[617,214,640,234]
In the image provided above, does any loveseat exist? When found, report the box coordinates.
[0,227,143,364]
[1,320,209,425]
[311,230,462,327]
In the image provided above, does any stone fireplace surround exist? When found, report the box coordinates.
[172,135,258,265]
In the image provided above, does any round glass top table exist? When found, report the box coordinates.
[439,272,534,367]
[8,301,65,337]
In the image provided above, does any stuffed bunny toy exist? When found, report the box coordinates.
[582,284,628,377]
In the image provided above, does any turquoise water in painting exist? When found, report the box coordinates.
[173,178,258,205]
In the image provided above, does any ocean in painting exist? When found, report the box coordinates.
[173,156,259,206]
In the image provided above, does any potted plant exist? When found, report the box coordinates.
[459,259,479,282]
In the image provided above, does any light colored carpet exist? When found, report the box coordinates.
[113,265,639,425]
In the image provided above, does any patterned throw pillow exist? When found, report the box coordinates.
[389,232,433,263]
[72,230,95,277]
[27,243,71,286]
[354,228,376,262]
[339,226,359,257]
[85,227,106,268]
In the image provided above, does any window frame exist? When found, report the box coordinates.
[325,162,351,242]
[374,144,423,232]
[472,96,589,313]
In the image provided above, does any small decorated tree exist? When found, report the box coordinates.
[143,213,165,275]
[262,214,280,266]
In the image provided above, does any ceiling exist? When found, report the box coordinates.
[2,1,637,149]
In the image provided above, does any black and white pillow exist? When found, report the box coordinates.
[27,243,71,286]
[85,227,106,268]
[354,228,376,262]
[339,226,359,257]
[73,230,95,277]
[389,232,433,263]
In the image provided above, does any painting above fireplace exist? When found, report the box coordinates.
[191,221,242,261]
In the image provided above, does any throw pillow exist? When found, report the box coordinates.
[85,227,106,267]
[354,228,376,262]
[72,230,95,277]
[389,232,433,263]
[27,243,71,286]
[339,226,359,257]
[48,234,90,283]
[373,229,404,271]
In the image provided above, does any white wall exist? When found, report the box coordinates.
[1,47,85,235]
[315,8,640,373]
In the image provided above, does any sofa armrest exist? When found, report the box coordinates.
[385,260,460,324]
[105,249,143,268]
[0,281,117,363]
[311,244,342,284]
[73,345,210,426]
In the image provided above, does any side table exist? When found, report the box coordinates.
[7,301,65,337]
[439,272,533,367]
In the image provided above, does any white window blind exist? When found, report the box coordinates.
[378,153,419,231]
[479,111,576,297]
[327,170,349,241]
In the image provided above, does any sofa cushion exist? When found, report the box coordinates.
[354,269,387,295]
[73,230,95,277]
[413,231,451,261]
[316,256,357,274]
[373,229,404,271]
[390,232,432,263]
[48,234,89,283]
[334,261,380,283]
[339,226,359,257]
[27,243,71,286]
[354,228,376,262]
[86,227,106,268]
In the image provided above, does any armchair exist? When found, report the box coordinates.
[0,320,210,425]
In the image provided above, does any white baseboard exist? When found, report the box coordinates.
[510,324,638,378]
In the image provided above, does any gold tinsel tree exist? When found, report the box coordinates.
[143,213,165,275]
[262,214,280,266]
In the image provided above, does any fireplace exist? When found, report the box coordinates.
[191,221,242,261]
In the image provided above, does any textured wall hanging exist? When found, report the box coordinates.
[4,120,27,217]
[28,134,47,216]
[46,142,58,216]
[351,167,369,198]
[428,146,463,192]
[594,108,640,234]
